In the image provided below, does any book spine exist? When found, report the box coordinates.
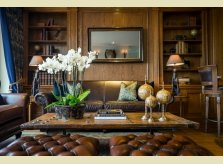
[176,42,179,54]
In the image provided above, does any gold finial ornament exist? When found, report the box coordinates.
[156,83,172,122]
[145,92,158,122]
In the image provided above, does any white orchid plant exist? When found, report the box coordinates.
[38,48,96,109]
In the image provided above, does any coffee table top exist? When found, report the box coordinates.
[20,112,199,131]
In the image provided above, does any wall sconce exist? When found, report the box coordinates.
[95,50,100,58]
[122,49,128,58]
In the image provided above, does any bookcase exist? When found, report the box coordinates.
[160,9,207,85]
[24,8,70,87]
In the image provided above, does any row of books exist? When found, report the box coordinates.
[176,41,188,54]
[188,16,197,26]
[39,71,54,85]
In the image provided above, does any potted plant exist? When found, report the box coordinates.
[38,48,96,120]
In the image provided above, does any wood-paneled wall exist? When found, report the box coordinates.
[77,8,159,86]
[208,8,223,85]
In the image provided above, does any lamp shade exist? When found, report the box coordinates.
[29,56,43,66]
[166,54,184,67]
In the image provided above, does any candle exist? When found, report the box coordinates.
[146,62,148,80]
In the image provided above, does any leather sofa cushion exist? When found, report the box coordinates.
[104,101,145,112]
[82,81,105,101]
[85,100,104,112]
[0,105,23,125]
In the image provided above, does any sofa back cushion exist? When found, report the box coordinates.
[82,81,105,101]
[77,81,153,102]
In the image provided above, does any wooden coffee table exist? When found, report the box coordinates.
[20,112,199,134]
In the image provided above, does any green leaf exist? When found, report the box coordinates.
[51,91,61,101]
[45,101,63,109]
[78,90,90,103]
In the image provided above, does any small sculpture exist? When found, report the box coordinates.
[138,75,154,120]
[145,92,158,122]
[156,83,172,122]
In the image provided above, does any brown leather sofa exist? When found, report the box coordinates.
[35,81,154,114]
[0,93,29,142]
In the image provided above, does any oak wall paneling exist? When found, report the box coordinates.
[77,8,151,82]
[207,8,223,118]
[209,8,223,85]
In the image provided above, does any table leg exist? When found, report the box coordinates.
[179,98,182,117]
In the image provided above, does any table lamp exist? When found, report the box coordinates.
[166,54,184,96]
[29,56,43,96]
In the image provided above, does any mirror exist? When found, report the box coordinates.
[88,27,143,63]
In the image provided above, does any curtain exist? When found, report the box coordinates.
[0,8,17,92]
[0,8,24,93]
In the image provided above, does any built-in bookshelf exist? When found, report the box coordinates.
[24,8,70,86]
[160,9,206,85]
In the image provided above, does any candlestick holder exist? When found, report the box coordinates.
[141,105,148,120]
[148,107,154,122]
[158,103,167,122]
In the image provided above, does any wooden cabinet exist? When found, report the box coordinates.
[160,9,207,85]
[23,8,71,88]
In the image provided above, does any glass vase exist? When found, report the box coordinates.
[55,106,71,120]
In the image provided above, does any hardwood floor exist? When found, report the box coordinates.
[172,128,223,156]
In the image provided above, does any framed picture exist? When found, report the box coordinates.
[88,27,143,63]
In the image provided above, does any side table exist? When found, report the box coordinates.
[173,95,188,116]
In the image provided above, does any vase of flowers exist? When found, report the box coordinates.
[38,48,96,120]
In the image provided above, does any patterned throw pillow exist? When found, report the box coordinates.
[118,82,138,101]
[0,94,6,105]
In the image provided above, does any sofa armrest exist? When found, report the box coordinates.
[34,92,56,114]
[1,93,29,108]
[1,93,29,122]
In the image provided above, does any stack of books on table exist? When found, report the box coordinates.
[94,109,127,120]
